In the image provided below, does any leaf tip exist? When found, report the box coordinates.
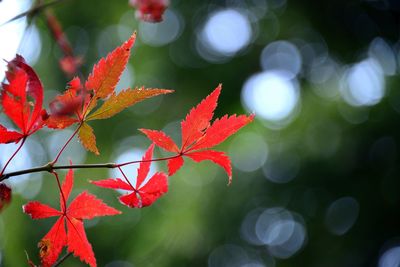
[227,175,232,186]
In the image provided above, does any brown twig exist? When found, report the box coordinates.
[0,155,181,181]
[0,0,66,26]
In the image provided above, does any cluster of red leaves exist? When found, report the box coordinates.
[92,143,168,208]
[140,85,255,184]
[0,56,47,144]
[46,32,172,154]
[0,30,254,266]
[24,169,120,267]
[129,0,169,22]
[0,33,172,266]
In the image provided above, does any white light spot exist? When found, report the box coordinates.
[242,71,300,123]
[340,58,385,106]
[255,207,307,259]
[260,41,302,78]
[200,9,252,57]
[48,129,87,164]
[139,9,183,47]
[379,246,400,267]
[0,0,33,80]
[115,64,135,93]
[109,147,158,194]
[325,197,359,235]
[0,138,44,198]
[268,221,307,259]
[18,24,42,65]
[241,208,266,246]
[368,37,396,76]
[255,207,294,246]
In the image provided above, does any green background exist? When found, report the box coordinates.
[1,0,400,266]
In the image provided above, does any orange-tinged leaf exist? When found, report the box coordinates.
[78,123,99,155]
[85,32,136,99]
[86,87,173,120]
[45,116,78,129]
[181,84,221,150]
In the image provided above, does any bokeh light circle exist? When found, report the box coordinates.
[242,71,300,123]
[340,58,385,107]
[199,9,252,57]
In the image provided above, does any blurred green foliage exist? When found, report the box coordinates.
[1,0,400,266]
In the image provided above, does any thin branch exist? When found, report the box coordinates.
[51,123,82,165]
[0,0,66,26]
[118,166,135,189]
[0,154,181,181]
[53,252,72,267]
[0,137,26,176]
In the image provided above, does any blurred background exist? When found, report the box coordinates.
[1,0,400,266]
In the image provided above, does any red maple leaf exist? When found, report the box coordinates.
[129,0,169,22]
[92,143,168,208]
[0,183,11,212]
[140,84,254,184]
[23,169,121,267]
[0,55,47,144]
[46,33,173,155]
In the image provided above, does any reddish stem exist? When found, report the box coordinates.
[0,137,27,177]
[51,170,67,214]
[51,124,82,165]
[117,166,135,190]
[117,154,181,167]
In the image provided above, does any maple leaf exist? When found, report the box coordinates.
[0,55,47,144]
[129,0,169,23]
[140,84,254,184]
[0,183,11,212]
[23,169,120,267]
[92,143,168,208]
[46,32,173,155]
